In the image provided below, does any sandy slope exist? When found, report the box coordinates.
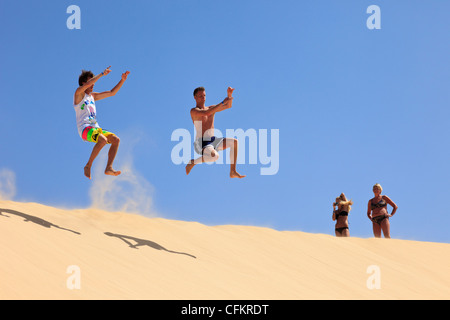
[0,200,449,300]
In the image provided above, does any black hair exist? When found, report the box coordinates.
[78,70,94,86]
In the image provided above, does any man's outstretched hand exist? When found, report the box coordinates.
[122,71,130,81]
[103,66,112,76]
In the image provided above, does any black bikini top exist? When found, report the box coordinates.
[371,198,387,210]
[335,210,348,218]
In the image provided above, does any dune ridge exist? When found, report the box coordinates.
[0,200,449,300]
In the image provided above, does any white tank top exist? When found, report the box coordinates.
[74,93,100,137]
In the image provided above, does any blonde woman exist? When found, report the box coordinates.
[332,193,353,237]
[367,183,398,238]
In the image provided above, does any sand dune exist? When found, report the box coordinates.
[0,200,449,300]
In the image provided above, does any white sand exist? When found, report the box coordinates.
[1,200,449,300]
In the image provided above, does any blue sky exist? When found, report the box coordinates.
[1,0,449,243]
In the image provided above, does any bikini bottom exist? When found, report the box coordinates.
[335,226,349,235]
[372,215,388,226]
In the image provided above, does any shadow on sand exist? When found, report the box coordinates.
[104,232,196,259]
[0,208,81,235]
[0,208,195,259]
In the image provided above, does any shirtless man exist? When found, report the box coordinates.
[73,66,130,179]
[185,87,245,178]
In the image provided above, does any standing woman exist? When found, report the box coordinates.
[367,183,398,238]
[333,193,353,237]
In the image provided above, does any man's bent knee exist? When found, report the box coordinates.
[108,135,120,145]
[97,134,108,145]
[204,148,219,161]
[211,150,217,158]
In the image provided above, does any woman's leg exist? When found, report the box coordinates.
[372,221,382,238]
[380,217,391,239]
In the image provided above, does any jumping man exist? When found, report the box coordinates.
[186,86,245,178]
[73,66,130,179]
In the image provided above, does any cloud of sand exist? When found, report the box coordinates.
[0,168,16,200]
[88,133,156,216]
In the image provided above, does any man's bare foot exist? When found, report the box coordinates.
[230,171,246,178]
[105,167,121,176]
[185,160,195,175]
[84,165,91,179]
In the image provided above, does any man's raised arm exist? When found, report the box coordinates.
[93,71,130,101]
[191,97,233,117]
[208,87,234,114]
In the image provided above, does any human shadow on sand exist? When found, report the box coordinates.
[104,232,196,259]
[0,208,81,235]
